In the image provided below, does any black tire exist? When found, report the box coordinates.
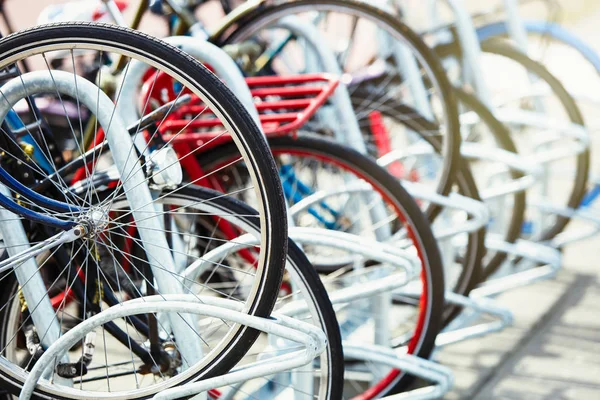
[453,88,526,279]
[0,23,287,399]
[198,134,445,396]
[283,241,344,400]
[349,89,486,323]
[211,0,462,202]
[176,185,344,400]
[438,38,589,242]
[481,39,588,242]
[0,185,343,400]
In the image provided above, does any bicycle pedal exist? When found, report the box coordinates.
[56,362,88,378]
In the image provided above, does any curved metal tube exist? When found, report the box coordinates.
[460,141,543,200]
[117,36,260,132]
[183,227,419,285]
[343,343,454,399]
[288,180,489,239]
[20,295,327,400]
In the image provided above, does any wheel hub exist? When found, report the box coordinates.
[79,207,109,235]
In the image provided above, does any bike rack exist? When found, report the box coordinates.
[344,343,454,400]
[19,295,327,400]
[432,234,561,347]
[7,1,599,398]
[280,142,543,352]
[435,291,513,347]
[289,180,490,240]
[460,142,543,200]
[392,235,560,349]
[181,226,456,399]
[118,36,262,129]
[529,200,600,247]
[183,227,420,287]
[381,135,562,347]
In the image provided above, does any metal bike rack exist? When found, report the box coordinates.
[432,235,561,347]
[344,343,454,400]
[530,200,600,247]
[19,295,327,400]
[389,236,560,350]
[251,14,526,355]
[180,226,455,399]
[6,1,596,398]
[0,70,207,367]
[460,142,543,200]
[435,291,513,347]
[287,179,490,241]
[183,227,420,286]
[117,35,262,129]
[381,133,561,347]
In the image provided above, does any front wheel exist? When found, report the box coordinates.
[0,22,286,399]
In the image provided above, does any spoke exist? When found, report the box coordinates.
[106,227,256,289]
[41,54,94,209]
[104,159,249,226]
[3,240,87,361]
[101,125,227,213]
[99,234,214,351]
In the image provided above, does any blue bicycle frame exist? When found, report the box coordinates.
[0,108,81,229]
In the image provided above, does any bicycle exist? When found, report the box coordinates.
[0,22,296,398]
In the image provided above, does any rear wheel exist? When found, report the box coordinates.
[198,134,445,396]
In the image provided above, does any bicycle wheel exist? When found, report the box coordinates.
[438,38,589,243]
[197,133,445,397]
[0,23,286,398]
[476,21,600,91]
[210,0,461,202]
[0,185,342,400]
[454,88,525,278]
[352,85,528,313]
[347,89,486,318]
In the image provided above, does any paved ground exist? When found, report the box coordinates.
[440,268,600,399]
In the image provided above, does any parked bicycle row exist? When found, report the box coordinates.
[0,0,595,399]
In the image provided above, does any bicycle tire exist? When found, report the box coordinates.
[438,37,589,242]
[453,88,526,279]
[211,0,462,203]
[0,22,287,399]
[0,185,343,400]
[348,87,486,322]
[353,86,529,313]
[198,134,445,397]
